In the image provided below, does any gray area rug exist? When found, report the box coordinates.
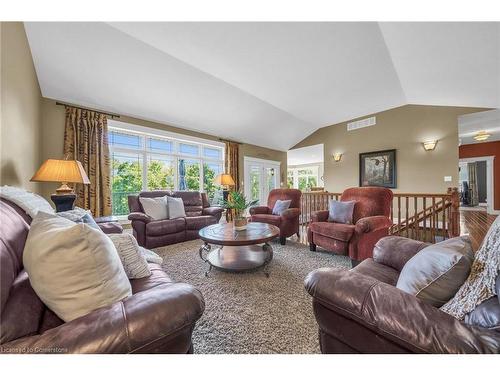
[155,239,351,354]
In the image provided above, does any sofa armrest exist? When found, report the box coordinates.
[202,206,224,217]
[311,210,329,222]
[355,215,392,234]
[280,207,300,219]
[249,206,270,215]
[372,236,429,272]
[304,268,500,353]
[128,212,152,223]
[2,283,204,354]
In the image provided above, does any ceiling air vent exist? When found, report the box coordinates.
[347,116,376,131]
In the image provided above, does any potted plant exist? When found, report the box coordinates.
[221,190,258,231]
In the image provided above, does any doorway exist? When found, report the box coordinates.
[459,156,495,214]
[243,157,281,205]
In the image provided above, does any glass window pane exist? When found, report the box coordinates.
[298,176,308,191]
[250,166,261,203]
[203,162,223,203]
[148,137,173,153]
[147,156,175,191]
[109,131,142,150]
[178,159,200,191]
[111,152,143,215]
[203,146,222,159]
[179,143,199,156]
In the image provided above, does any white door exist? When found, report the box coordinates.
[244,157,281,206]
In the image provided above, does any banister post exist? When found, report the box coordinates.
[448,187,460,237]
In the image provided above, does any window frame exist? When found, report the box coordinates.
[108,121,225,214]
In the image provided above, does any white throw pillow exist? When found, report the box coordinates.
[167,196,186,219]
[139,196,168,220]
[0,185,54,217]
[108,233,151,279]
[23,212,132,322]
[140,247,164,265]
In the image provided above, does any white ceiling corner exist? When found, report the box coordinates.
[24,22,499,151]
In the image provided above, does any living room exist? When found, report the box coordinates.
[1,1,500,373]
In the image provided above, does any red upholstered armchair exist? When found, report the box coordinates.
[308,187,393,265]
[249,189,302,245]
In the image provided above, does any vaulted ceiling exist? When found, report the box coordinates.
[25,22,499,151]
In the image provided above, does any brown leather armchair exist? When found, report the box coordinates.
[305,236,500,353]
[0,198,204,354]
[308,187,393,264]
[249,189,301,245]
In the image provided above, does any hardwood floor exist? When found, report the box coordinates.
[459,208,497,251]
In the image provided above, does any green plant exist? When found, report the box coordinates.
[221,190,258,218]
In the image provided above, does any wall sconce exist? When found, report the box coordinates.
[422,140,438,151]
[270,168,275,176]
[333,153,343,162]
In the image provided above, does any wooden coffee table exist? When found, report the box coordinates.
[198,222,280,277]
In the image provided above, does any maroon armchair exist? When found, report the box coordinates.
[308,187,393,264]
[249,188,301,245]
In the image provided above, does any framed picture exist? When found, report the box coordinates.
[359,149,396,188]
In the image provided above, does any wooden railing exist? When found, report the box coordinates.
[300,188,460,243]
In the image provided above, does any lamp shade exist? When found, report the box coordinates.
[31,159,90,184]
[215,173,236,187]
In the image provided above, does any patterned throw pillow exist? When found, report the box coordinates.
[108,233,151,279]
[328,199,356,224]
[272,199,292,215]
[57,207,101,230]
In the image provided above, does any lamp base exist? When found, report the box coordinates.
[51,193,76,212]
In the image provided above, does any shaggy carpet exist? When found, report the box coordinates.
[155,239,351,354]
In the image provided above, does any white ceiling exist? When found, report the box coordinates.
[458,109,500,145]
[287,144,324,166]
[25,22,499,151]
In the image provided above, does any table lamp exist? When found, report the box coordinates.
[31,159,90,212]
[215,173,236,203]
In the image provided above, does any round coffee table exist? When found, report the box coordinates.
[198,222,280,277]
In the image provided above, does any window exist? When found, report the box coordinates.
[109,122,224,215]
[287,165,321,192]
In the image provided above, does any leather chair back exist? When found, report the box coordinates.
[266,189,302,211]
[341,187,393,223]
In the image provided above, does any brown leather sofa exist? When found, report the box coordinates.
[308,187,393,265]
[128,191,224,249]
[0,198,205,354]
[249,188,301,245]
[305,236,500,353]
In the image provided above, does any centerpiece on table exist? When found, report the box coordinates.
[221,191,258,231]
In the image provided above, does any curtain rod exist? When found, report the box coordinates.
[56,102,120,119]
[218,138,242,145]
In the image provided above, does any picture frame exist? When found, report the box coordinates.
[359,149,397,188]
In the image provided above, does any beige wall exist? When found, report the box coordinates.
[292,105,487,194]
[1,22,42,192]
[40,97,287,198]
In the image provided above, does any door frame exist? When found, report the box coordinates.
[459,156,497,215]
[243,156,281,205]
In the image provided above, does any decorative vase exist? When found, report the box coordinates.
[234,216,247,231]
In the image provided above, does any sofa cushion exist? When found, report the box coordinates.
[352,259,400,286]
[23,211,132,322]
[185,215,218,231]
[130,263,172,294]
[146,218,186,236]
[251,214,282,227]
[396,236,474,307]
[309,222,355,242]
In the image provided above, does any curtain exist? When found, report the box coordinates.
[224,141,240,191]
[468,162,479,207]
[63,106,112,217]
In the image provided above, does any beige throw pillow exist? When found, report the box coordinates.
[396,236,474,307]
[139,196,168,220]
[23,212,132,322]
[167,196,186,219]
